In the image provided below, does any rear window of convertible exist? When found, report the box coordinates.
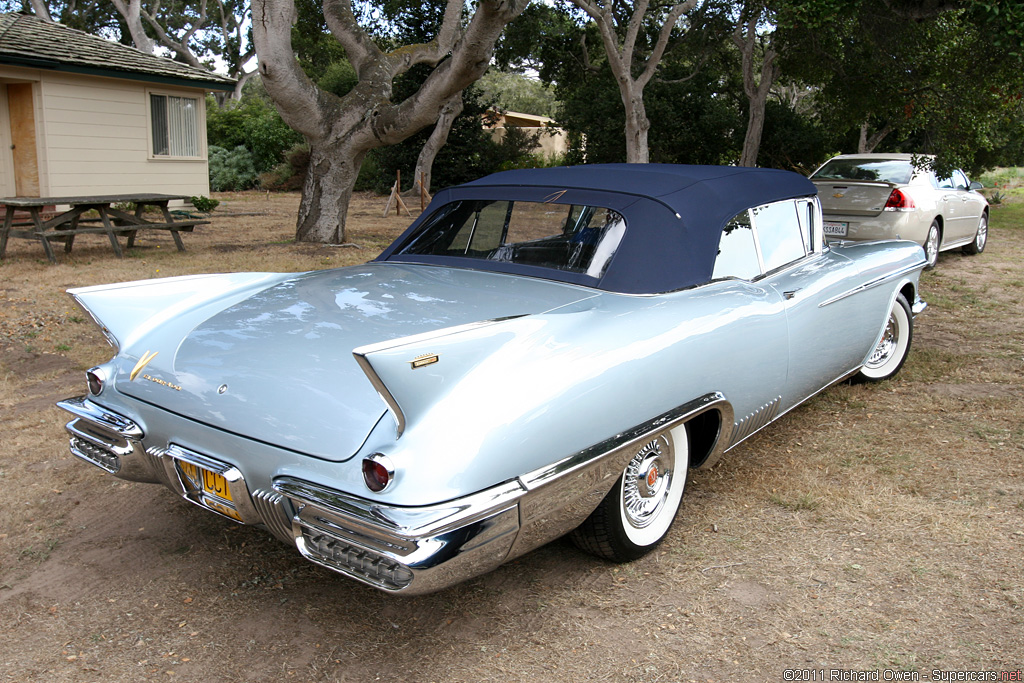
[392,200,626,278]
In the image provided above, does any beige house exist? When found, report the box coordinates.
[0,13,234,199]
[486,110,569,158]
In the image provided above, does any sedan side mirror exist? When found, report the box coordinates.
[969,181,984,191]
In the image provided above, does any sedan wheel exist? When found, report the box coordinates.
[855,293,913,383]
[571,427,688,562]
[962,213,988,255]
[924,221,940,269]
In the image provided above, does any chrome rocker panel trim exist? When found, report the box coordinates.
[274,392,731,595]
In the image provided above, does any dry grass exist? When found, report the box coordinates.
[0,191,1021,682]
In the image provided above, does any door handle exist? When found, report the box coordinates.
[783,289,801,300]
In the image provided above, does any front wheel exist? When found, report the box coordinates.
[962,213,988,255]
[854,293,913,383]
[570,427,688,562]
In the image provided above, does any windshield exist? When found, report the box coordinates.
[811,159,913,184]
[393,199,626,278]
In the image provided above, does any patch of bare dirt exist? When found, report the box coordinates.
[0,192,1021,682]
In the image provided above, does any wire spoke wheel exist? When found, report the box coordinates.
[570,426,689,562]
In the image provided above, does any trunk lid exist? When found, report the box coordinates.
[813,180,895,217]
[114,263,593,461]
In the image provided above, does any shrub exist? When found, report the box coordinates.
[209,145,258,191]
[190,195,220,212]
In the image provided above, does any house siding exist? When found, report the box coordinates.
[0,66,211,199]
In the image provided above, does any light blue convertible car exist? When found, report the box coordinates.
[58,165,927,594]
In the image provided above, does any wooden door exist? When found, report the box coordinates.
[7,83,39,197]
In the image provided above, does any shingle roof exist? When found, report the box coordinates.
[0,13,235,91]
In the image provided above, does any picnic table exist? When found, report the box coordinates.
[0,193,209,264]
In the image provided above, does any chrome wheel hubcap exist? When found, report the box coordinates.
[925,227,939,266]
[622,436,673,529]
[867,312,898,368]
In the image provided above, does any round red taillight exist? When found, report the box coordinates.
[87,367,105,395]
[362,454,394,493]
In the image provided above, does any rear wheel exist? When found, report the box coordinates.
[855,293,913,383]
[570,427,688,562]
[962,213,987,255]
[924,220,940,269]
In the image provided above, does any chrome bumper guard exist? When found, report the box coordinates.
[58,396,153,481]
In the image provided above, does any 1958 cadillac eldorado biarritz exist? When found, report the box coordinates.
[57,164,927,594]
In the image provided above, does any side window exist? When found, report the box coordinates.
[795,198,816,253]
[952,170,969,190]
[753,201,806,272]
[936,174,956,190]
[713,210,760,280]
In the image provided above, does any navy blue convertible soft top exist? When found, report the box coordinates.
[377,164,817,294]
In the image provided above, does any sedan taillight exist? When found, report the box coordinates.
[884,188,916,211]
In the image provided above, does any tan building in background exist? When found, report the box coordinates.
[0,13,234,199]
[486,110,569,159]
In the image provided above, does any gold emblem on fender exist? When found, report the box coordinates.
[130,350,159,381]
[833,192,845,198]
[410,353,439,369]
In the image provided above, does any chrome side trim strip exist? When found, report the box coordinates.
[818,261,926,308]
[517,392,731,493]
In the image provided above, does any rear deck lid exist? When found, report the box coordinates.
[114,263,594,461]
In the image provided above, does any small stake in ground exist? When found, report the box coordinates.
[382,170,410,217]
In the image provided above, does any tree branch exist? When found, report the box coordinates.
[251,0,325,137]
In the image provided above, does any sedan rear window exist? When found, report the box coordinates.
[393,200,626,278]
[811,159,913,184]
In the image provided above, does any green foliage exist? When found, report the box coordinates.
[190,195,220,212]
[477,70,557,117]
[206,86,302,175]
[317,60,358,98]
[208,145,258,191]
[259,143,309,192]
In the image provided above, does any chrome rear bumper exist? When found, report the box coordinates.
[58,392,730,595]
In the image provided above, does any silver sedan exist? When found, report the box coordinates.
[810,153,989,268]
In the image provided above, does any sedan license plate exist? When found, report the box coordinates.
[177,460,243,522]
[823,220,848,237]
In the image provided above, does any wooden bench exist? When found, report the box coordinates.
[0,194,209,263]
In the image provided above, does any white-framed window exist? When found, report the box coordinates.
[149,92,200,158]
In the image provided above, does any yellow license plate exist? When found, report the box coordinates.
[178,461,243,522]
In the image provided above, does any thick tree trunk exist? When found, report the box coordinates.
[623,92,650,164]
[739,90,768,167]
[409,93,464,197]
[253,0,526,243]
[573,0,696,165]
[296,143,366,244]
[733,11,779,168]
